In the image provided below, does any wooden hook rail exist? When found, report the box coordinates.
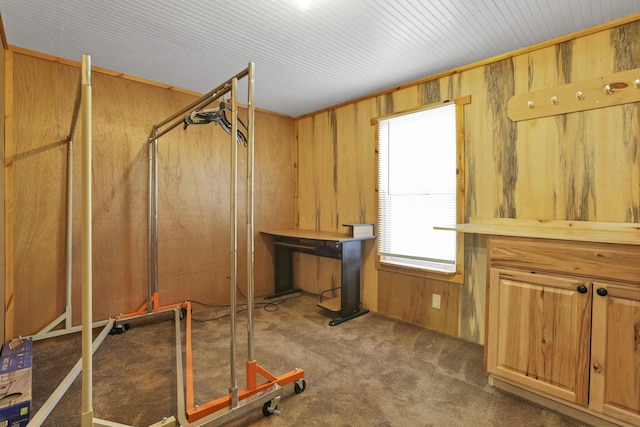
[508,67,640,121]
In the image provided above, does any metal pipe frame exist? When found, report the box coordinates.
[151,131,159,310]
[246,62,256,362]
[174,63,304,424]
[229,76,239,407]
[120,68,253,324]
[148,133,154,311]
[80,53,93,427]
[173,308,281,427]
[122,62,305,423]
[64,136,74,329]
[136,65,254,327]
[76,54,177,427]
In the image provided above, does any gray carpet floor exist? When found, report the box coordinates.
[32,292,587,426]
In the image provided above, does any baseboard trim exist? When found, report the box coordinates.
[489,376,624,427]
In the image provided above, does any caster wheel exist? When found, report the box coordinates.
[294,379,306,394]
[262,401,278,417]
[109,324,128,335]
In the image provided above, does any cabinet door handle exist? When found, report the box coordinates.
[576,284,588,294]
[596,287,608,297]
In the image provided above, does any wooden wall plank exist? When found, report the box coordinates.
[254,111,296,296]
[294,99,378,307]
[295,112,338,296]
[378,270,459,336]
[0,46,4,343]
[353,98,378,310]
[12,55,72,332]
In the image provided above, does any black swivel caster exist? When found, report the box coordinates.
[262,398,280,417]
[294,379,306,394]
[109,323,129,335]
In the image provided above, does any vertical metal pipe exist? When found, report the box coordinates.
[64,138,73,329]
[80,53,93,427]
[147,137,158,313]
[229,77,239,407]
[147,132,155,312]
[64,71,82,331]
[246,62,256,362]
[152,136,159,311]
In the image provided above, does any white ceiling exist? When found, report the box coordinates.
[1,0,639,117]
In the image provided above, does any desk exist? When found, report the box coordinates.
[262,229,374,326]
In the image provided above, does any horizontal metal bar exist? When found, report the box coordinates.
[31,318,111,341]
[149,91,229,142]
[150,67,249,142]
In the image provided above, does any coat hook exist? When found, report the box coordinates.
[527,100,535,109]
[550,96,558,105]
[635,79,640,88]
[603,84,612,94]
[576,91,584,100]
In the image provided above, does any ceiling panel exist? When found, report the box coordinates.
[0,0,639,116]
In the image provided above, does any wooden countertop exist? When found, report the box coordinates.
[435,218,640,246]
[261,228,375,242]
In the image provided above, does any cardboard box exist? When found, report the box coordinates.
[0,338,32,427]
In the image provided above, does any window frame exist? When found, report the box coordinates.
[372,95,470,284]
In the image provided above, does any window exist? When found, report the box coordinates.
[376,97,467,281]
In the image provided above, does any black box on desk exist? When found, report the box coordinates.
[0,338,32,427]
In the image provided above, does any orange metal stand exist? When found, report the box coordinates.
[159,64,305,425]
[115,292,187,321]
[182,301,304,422]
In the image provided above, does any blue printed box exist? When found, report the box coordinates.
[0,338,32,427]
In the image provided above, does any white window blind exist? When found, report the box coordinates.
[377,103,457,273]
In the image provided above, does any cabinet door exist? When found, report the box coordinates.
[590,282,640,425]
[487,268,592,406]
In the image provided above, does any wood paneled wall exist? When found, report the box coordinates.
[0,44,5,343]
[295,19,640,343]
[5,17,639,342]
[6,52,295,338]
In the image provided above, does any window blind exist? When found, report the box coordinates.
[377,103,457,272]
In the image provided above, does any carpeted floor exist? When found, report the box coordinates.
[32,293,587,426]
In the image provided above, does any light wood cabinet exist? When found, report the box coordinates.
[487,236,640,426]
[590,282,640,425]
[487,268,591,406]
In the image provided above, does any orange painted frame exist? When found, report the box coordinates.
[182,302,305,422]
[115,292,187,321]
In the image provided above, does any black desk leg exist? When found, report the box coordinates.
[328,240,369,326]
[264,242,302,300]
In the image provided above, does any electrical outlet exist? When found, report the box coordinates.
[432,294,441,310]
